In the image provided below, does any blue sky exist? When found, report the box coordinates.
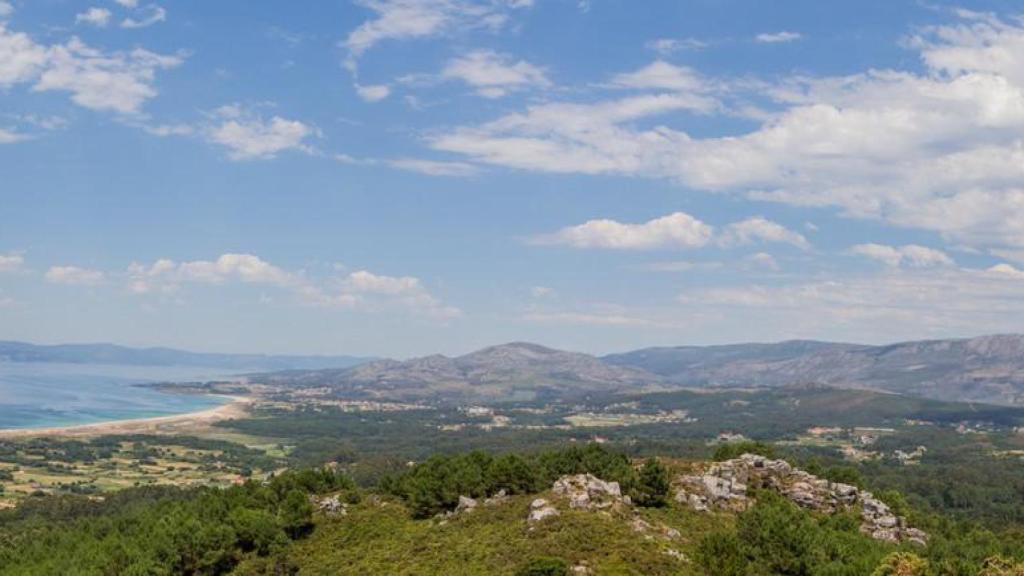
[2,0,1024,357]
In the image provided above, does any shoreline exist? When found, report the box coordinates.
[0,395,253,439]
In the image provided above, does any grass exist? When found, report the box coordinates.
[288,492,731,576]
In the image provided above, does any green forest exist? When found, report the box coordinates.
[2,443,1023,576]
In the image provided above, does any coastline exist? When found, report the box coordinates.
[0,395,253,439]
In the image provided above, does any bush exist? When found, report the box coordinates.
[633,458,670,508]
[713,441,775,461]
[871,552,930,576]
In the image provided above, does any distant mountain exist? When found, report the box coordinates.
[0,341,372,372]
[252,342,665,403]
[603,334,1024,406]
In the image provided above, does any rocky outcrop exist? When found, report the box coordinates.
[675,454,927,545]
[309,494,347,517]
[455,495,478,514]
[528,498,560,523]
[551,473,630,510]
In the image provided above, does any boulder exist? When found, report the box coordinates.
[456,495,478,514]
[552,474,625,511]
[527,498,560,523]
[674,454,928,545]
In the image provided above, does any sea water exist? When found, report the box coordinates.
[0,362,234,430]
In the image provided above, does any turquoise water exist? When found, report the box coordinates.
[0,362,235,430]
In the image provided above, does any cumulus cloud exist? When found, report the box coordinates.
[0,127,28,143]
[986,262,1024,279]
[301,269,462,319]
[851,243,954,268]
[0,2,11,18]
[428,13,1024,255]
[344,0,531,58]
[76,7,112,27]
[0,253,24,272]
[114,0,139,8]
[441,50,550,98]
[0,23,182,115]
[719,217,810,250]
[535,212,806,251]
[534,212,713,250]
[755,31,802,43]
[204,105,317,161]
[126,253,461,320]
[610,60,707,93]
[645,37,707,55]
[45,265,106,286]
[120,5,166,29]
[128,253,295,294]
[355,83,391,102]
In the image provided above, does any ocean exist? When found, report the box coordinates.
[0,362,235,430]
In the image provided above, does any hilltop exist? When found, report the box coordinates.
[603,334,1024,406]
[251,342,664,403]
[244,335,1024,406]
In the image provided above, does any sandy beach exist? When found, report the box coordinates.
[0,395,253,439]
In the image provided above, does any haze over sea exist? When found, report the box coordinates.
[0,363,231,430]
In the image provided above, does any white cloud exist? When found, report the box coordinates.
[0,24,182,115]
[45,265,106,286]
[646,38,707,55]
[114,0,139,8]
[755,31,802,44]
[126,254,461,320]
[35,39,182,114]
[0,126,28,143]
[429,14,1024,255]
[129,253,295,294]
[534,212,713,250]
[719,217,810,250]
[537,213,806,252]
[336,153,479,176]
[344,270,422,295]
[304,269,462,319]
[178,254,295,286]
[120,5,165,29]
[355,83,391,102]
[387,158,478,176]
[744,252,780,271]
[851,243,953,268]
[986,262,1024,279]
[345,0,531,57]
[205,105,316,161]
[0,2,13,18]
[76,7,112,27]
[0,24,49,86]
[441,50,550,98]
[0,253,23,272]
[610,60,706,93]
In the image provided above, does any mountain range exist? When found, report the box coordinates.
[603,334,1024,406]
[251,341,664,402]
[7,335,1024,406]
[254,335,1024,406]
